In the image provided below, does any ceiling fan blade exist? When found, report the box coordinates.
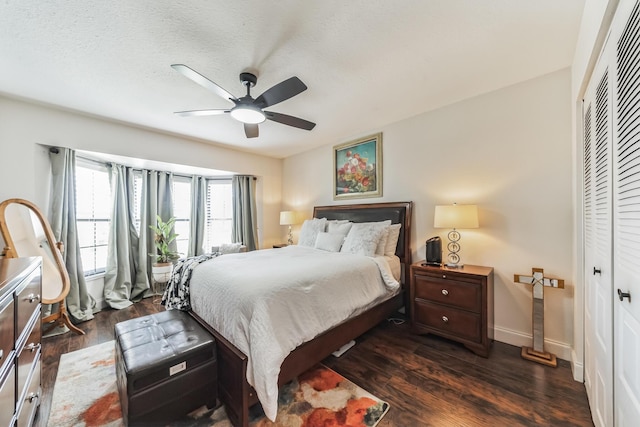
[174,109,229,117]
[254,77,307,108]
[171,64,237,103]
[244,123,259,138]
[265,111,316,130]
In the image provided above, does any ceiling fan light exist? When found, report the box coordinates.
[230,105,266,124]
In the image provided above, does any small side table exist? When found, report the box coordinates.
[410,261,494,357]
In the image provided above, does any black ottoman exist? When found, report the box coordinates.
[115,309,217,426]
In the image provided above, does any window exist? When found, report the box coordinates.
[73,155,233,275]
[204,179,233,251]
[75,160,111,276]
[172,177,192,257]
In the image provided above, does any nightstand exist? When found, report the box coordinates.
[410,261,494,357]
[272,244,288,248]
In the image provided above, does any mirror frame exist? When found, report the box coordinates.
[0,198,84,335]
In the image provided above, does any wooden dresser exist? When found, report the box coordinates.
[410,261,494,357]
[0,257,42,427]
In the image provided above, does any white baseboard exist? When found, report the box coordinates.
[571,348,584,382]
[493,326,573,362]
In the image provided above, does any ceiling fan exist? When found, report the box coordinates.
[171,64,316,138]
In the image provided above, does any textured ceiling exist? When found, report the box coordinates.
[0,1,585,159]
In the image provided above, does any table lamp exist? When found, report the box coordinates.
[279,211,299,246]
[434,203,479,268]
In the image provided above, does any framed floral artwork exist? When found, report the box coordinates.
[333,132,382,200]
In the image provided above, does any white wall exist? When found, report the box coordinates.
[0,95,283,305]
[283,68,575,360]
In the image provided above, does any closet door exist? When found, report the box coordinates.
[583,49,614,427]
[613,0,640,423]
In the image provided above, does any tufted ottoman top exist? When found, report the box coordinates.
[115,309,215,388]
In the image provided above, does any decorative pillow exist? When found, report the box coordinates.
[314,232,345,252]
[220,242,243,254]
[341,221,390,256]
[327,221,353,237]
[298,218,327,247]
[384,223,402,256]
[325,219,350,228]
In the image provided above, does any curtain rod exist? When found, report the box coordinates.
[49,146,256,181]
[73,153,237,181]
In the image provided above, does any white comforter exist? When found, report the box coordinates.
[189,245,399,421]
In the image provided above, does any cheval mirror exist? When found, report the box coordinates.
[0,198,84,335]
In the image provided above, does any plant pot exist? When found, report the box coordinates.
[151,262,173,284]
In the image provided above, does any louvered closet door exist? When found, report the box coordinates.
[613,0,640,423]
[583,43,614,427]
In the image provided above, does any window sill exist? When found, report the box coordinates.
[84,272,105,282]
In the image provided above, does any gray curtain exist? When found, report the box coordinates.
[232,175,258,251]
[103,164,148,309]
[48,148,96,322]
[140,171,175,281]
[188,175,207,257]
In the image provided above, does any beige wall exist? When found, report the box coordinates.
[283,68,575,360]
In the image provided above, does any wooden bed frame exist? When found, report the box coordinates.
[189,201,413,427]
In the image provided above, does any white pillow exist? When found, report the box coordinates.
[325,219,350,229]
[341,221,390,256]
[327,221,353,237]
[314,232,345,252]
[298,218,327,247]
[375,226,390,256]
[220,242,243,254]
[384,223,402,256]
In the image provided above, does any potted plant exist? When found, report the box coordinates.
[149,215,180,283]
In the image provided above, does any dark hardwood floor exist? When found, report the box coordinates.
[36,298,593,426]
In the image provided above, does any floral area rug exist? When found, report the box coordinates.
[47,340,389,427]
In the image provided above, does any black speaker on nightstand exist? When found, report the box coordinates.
[425,236,442,266]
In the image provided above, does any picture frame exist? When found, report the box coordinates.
[333,132,382,200]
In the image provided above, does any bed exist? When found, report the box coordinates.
[188,201,412,427]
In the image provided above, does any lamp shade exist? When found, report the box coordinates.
[279,211,298,226]
[434,204,479,229]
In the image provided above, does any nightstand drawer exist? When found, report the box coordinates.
[414,274,481,312]
[414,301,481,343]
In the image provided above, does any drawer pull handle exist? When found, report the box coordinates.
[26,293,40,303]
[26,342,41,352]
[442,316,449,323]
[442,274,446,279]
[441,289,449,296]
[27,392,39,403]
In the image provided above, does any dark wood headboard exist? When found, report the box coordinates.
[313,201,413,284]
